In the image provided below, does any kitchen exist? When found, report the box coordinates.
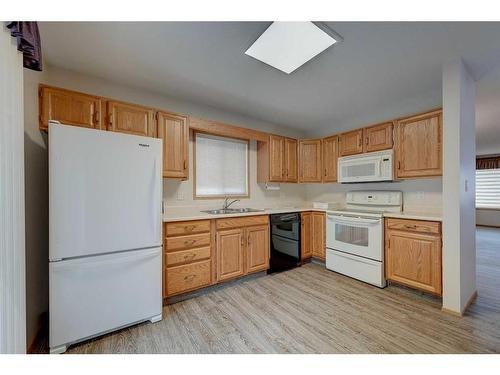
[2,9,500,372]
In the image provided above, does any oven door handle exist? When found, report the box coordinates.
[327,215,381,226]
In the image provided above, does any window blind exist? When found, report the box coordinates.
[476,169,500,209]
[195,133,248,197]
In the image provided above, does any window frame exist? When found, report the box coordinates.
[475,168,500,210]
[193,131,250,199]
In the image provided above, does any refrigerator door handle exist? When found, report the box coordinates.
[153,157,161,241]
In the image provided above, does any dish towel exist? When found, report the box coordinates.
[6,21,43,71]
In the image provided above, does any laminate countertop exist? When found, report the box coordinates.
[163,206,442,223]
[163,206,328,222]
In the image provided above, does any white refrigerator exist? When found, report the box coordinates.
[48,122,163,354]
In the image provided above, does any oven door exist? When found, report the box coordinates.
[326,214,383,261]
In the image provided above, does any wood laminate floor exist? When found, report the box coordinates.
[40,227,500,354]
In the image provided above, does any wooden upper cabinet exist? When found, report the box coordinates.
[312,212,326,260]
[301,212,313,259]
[339,129,363,156]
[395,110,442,178]
[39,85,102,130]
[322,135,339,182]
[216,228,245,282]
[364,122,393,152]
[268,135,284,182]
[107,100,155,137]
[385,219,442,296]
[284,138,298,182]
[246,225,270,274]
[299,139,322,183]
[157,111,189,179]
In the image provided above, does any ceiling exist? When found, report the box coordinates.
[39,22,500,150]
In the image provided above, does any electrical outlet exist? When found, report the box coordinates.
[176,191,184,200]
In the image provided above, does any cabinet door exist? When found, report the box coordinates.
[395,110,442,178]
[386,230,442,295]
[157,111,189,179]
[339,129,363,156]
[246,225,270,274]
[269,135,284,182]
[312,212,326,260]
[364,122,393,152]
[107,101,155,137]
[216,228,245,282]
[301,212,312,259]
[322,136,338,182]
[39,86,102,130]
[299,140,322,182]
[284,138,298,182]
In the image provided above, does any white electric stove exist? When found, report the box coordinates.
[325,191,402,287]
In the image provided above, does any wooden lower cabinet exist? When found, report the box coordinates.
[312,212,326,260]
[301,212,313,259]
[163,220,213,298]
[246,225,270,273]
[301,211,326,261]
[385,218,442,296]
[216,216,270,281]
[164,216,270,299]
[216,228,245,282]
[165,260,211,296]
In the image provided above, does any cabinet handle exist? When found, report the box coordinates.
[183,253,196,260]
[397,161,401,170]
[183,160,187,170]
[365,137,369,145]
[94,111,99,124]
[184,274,196,281]
[324,168,327,177]
[247,235,251,246]
[404,225,417,230]
[359,137,362,147]
[241,237,245,247]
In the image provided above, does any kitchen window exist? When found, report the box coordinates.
[194,132,249,198]
[476,169,500,209]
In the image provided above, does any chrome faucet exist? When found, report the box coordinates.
[222,197,240,210]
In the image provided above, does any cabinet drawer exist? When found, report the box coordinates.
[165,246,211,267]
[216,215,269,230]
[165,233,211,252]
[386,218,440,235]
[165,220,210,237]
[166,260,211,296]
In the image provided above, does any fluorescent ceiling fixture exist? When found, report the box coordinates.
[245,22,338,74]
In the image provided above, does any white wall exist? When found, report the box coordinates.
[0,29,26,354]
[442,59,477,314]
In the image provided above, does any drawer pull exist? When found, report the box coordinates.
[184,274,196,281]
[404,225,417,229]
[185,225,195,232]
[184,239,196,246]
[183,253,196,259]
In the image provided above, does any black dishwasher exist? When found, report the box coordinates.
[268,212,301,273]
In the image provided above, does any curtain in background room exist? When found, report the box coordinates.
[6,21,43,71]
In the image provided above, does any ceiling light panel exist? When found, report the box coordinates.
[245,22,337,74]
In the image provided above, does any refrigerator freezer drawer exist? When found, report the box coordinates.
[49,247,162,352]
[326,248,386,288]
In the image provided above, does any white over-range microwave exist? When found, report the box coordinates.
[338,149,393,183]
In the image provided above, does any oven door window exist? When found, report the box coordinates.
[335,223,369,247]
